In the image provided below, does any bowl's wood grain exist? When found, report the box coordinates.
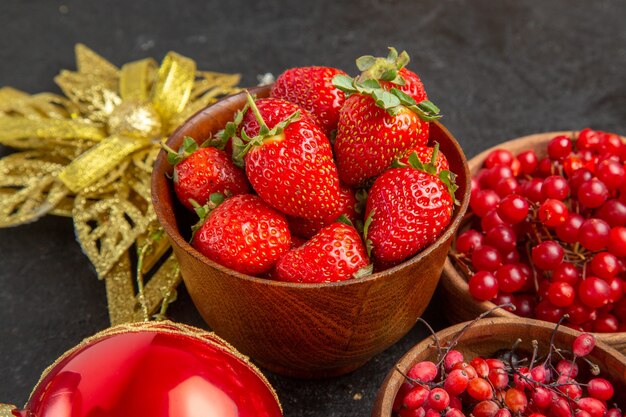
[372,317,626,417]
[152,87,471,377]
[439,131,626,353]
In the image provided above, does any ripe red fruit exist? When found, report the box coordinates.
[444,369,470,395]
[456,230,484,255]
[471,190,501,218]
[444,350,464,371]
[497,194,529,224]
[542,175,570,200]
[192,194,291,275]
[238,95,340,220]
[408,361,438,382]
[572,332,595,357]
[578,218,611,251]
[556,213,584,243]
[608,226,626,257]
[466,378,493,401]
[504,387,527,413]
[590,252,619,278]
[547,135,573,160]
[578,277,611,309]
[274,222,370,283]
[578,178,609,209]
[587,378,614,401]
[427,388,450,411]
[472,245,503,272]
[485,225,517,252]
[517,150,539,174]
[495,264,527,293]
[531,240,564,270]
[548,281,575,307]
[271,66,347,136]
[365,165,454,263]
[472,400,499,417]
[538,199,568,227]
[577,397,607,417]
[403,385,430,410]
[288,185,358,239]
[596,199,626,227]
[485,149,515,168]
[469,271,499,301]
[168,138,250,211]
[397,145,450,174]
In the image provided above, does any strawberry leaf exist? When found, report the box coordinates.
[356,55,376,71]
[380,69,398,82]
[439,170,460,205]
[332,74,358,94]
[363,208,375,258]
[336,214,354,227]
[189,193,225,242]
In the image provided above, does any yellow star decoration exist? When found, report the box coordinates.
[0,44,241,324]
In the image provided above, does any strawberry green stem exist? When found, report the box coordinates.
[245,92,269,134]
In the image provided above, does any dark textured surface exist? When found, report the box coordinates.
[0,0,625,415]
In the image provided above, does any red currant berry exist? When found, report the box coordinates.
[578,128,601,150]
[572,332,595,356]
[598,131,624,155]
[495,264,527,293]
[497,194,529,224]
[471,190,501,218]
[578,277,611,309]
[596,199,626,227]
[552,262,580,285]
[444,369,469,396]
[593,313,619,332]
[456,229,484,255]
[606,276,624,303]
[472,245,503,272]
[485,165,514,189]
[512,294,535,317]
[520,178,544,204]
[547,135,572,159]
[531,240,564,270]
[569,168,593,195]
[596,159,625,191]
[537,157,554,177]
[480,210,505,232]
[466,377,493,401]
[501,249,520,265]
[556,213,584,243]
[485,225,517,252]
[427,388,450,412]
[469,271,499,301]
[590,252,619,278]
[578,218,610,251]
[542,175,570,200]
[548,281,575,307]
[495,177,520,197]
[566,301,597,325]
[563,155,584,176]
[534,299,565,323]
[538,199,568,227]
[517,150,538,175]
[608,226,626,257]
[408,361,438,382]
[587,377,614,401]
[485,149,514,168]
[578,178,609,208]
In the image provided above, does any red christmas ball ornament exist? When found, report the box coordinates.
[3,322,282,417]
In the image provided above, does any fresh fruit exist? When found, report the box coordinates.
[332,48,441,187]
[365,149,455,263]
[273,222,371,283]
[166,137,250,211]
[236,94,340,220]
[192,194,291,275]
[270,66,347,136]
[453,128,626,331]
[396,144,450,173]
[287,185,360,239]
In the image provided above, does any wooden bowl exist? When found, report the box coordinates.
[151,86,471,378]
[439,131,626,353]
[372,317,626,417]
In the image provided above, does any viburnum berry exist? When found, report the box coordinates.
[469,271,499,301]
[596,199,626,227]
[472,245,503,272]
[547,281,575,307]
[578,218,611,251]
[542,175,570,200]
[538,199,568,227]
[547,135,573,160]
[531,241,564,270]
[590,252,619,278]
[578,178,609,209]
[578,277,611,309]
[456,230,484,255]
[556,213,584,243]
[517,150,538,175]
[596,159,625,191]
[471,190,501,218]
[497,194,529,224]
[608,226,626,257]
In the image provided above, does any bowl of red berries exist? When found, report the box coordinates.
[440,129,626,352]
[372,316,626,417]
[152,48,470,377]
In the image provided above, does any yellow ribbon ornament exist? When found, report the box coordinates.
[0,45,241,324]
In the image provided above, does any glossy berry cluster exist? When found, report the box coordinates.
[394,330,622,417]
[455,129,626,332]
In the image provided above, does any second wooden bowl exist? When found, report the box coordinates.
[372,317,626,417]
[151,86,471,378]
[439,131,626,353]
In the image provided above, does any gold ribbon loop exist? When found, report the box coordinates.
[120,58,157,102]
[151,51,196,127]
[58,135,150,193]
[0,117,106,145]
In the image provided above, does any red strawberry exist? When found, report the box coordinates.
[235,94,340,220]
[236,98,320,138]
[166,137,250,211]
[287,185,359,239]
[192,194,291,275]
[270,66,347,136]
[332,48,441,187]
[274,222,371,283]
[364,153,456,263]
[396,144,450,174]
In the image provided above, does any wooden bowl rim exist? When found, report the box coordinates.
[372,316,626,417]
[152,87,472,289]
[442,130,626,331]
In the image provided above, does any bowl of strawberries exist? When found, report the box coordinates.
[152,48,470,377]
[440,129,626,353]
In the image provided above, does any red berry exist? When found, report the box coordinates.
[497,194,529,224]
[472,401,499,417]
[556,213,584,243]
[495,177,520,197]
[567,301,597,325]
[593,313,620,332]
[548,281,575,307]
[520,178,544,203]
[444,369,470,396]
[471,190,501,218]
[531,240,564,270]
[547,135,573,160]
[542,175,570,200]
[444,350,465,372]
[590,252,619,278]
[456,230,484,255]
[469,271,499,301]
[485,149,515,168]
[596,199,626,227]
[517,150,538,175]
[487,368,509,389]
[537,157,554,177]
[572,332,595,356]
[552,262,581,285]
[569,168,593,194]
[579,277,612,309]
[512,294,535,317]
[538,199,568,227]
[578,178,609,209]
[404,385,430,410]
[534,299,565,323]
[608,226,626,256]
[596,159,625,191]
[578,128,601,150]
[472,245,503,272]
[485,165,514,189]
[466,377,493,401]
[504,388,527,413]
[530,387,552,409]
[408,361,438,382]
[481,210,505,232]
[427,388,450,411]
[578,218,611,251]
[577,397,607,417]
[485,225,517,253]
[495,264,527,293]
[556,359,578,377]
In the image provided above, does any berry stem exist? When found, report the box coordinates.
[245,91,270,133]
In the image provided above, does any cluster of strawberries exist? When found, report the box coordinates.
[167,48,457,283]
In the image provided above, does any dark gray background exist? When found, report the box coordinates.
[1,0,625,416]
